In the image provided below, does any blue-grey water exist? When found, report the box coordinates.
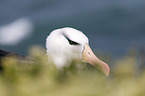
[0,0,145,57]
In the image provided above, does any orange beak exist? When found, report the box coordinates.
[82,44,110,77]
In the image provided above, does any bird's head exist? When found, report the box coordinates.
[46,27,110,76]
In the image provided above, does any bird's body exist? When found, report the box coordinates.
[0,27,110,76]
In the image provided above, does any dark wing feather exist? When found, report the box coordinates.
[0,49,32,71]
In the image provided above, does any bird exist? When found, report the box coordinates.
[0,27,110,76]
[46,27,110,76]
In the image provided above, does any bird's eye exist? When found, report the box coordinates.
[63,33,80,45]
[68,39,80,45]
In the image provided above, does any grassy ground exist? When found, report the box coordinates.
[0,47,145,96]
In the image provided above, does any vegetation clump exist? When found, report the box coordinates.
[0,47,145,96]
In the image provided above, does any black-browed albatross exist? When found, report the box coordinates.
[0,27,110,76]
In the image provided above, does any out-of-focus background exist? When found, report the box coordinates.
[0,0,145,57]
[1,1,145,96]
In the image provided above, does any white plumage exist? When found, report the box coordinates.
[46,27,110,76]
[46,27,88,67]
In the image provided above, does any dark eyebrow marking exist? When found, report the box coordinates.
[63,33,80,45]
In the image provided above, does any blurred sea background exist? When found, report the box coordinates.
[0,0,145,57]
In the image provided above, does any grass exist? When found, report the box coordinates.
[0,47,145,96]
